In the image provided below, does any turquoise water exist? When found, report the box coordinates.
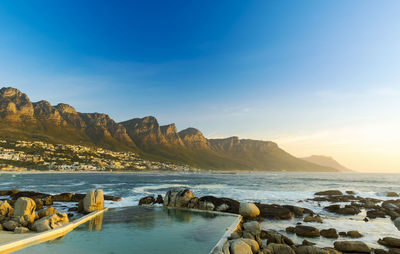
[16,206,237,254]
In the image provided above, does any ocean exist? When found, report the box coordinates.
[1,172,400,249]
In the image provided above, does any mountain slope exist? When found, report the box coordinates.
[0,87,337,172]
[301,155,352,172]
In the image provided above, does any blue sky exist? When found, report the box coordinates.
[1,1,400,171]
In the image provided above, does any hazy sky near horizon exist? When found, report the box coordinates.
[1,1,400,172]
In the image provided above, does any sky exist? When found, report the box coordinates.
[0,1,400,172]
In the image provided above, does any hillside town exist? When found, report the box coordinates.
[0,139,199,172]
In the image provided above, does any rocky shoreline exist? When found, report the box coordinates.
[139,189,400,254]
[0,189,120,235]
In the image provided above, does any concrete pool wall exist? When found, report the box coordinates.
[0,209,107,254]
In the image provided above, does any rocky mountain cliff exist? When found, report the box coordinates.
[0,87,336,171]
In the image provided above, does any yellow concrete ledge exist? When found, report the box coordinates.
[209,214,242,254]
[0,209,107,254]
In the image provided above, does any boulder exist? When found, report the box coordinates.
[230,239,253,254]
[389,248,400,254]
[295,245,329,254]
[347,230,362,238]
[333,241,370,253]
[378,237,400,248]
[82,189,104,213]
[265,231,294,246]
[155,195,163,204]
[394,217,400,231]
[10,191,49,200]
[243,221,261,236]
[14,197,36,217]
[256,204,292,220]
[241,238,260,253]
[295,226,320,238]
[138,196,155,205]
[320,228,338,239]
[163,189,194,208]
[265,243,295,254]
[2,220,19,231]
[32,213,69,232]
[283,205,312,217]
[38,207,58,219]
[304,215,323,223]
[374,249,389,254]
[315,190,343,196]
[302,240,316,246]
[198,201,215,211]
[286,226,296,234]
[199,196,240,213]
[14,226,29,233]
[324,204,360,215]
[239,203,260,218]
[0,201,14,217]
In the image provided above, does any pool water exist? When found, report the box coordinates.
[16,206,237,254]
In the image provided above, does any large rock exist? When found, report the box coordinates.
[320,228,338,239]
[138,196,155,205]
[163,189,194,208]
[239,203,260,218]
[256,204,292,220]
[265,243,295,254]
[304,215,323,223]
[199,196,240,213]
[333,241,371,253]
[0,201,14,216]
[14,197,36,217]
[14,226,29,233]
[324,204,360,215]
[387,192,399,197]
[243,221,261,236]
[265,231,294,246]
[295,226,320,238]
[230,239,253,254]
[82,189,104,213]
[378,237,400,248]
[52,193,72,202]
[32,213,69,232]
[241,239,260,253]
[295,245,329,254]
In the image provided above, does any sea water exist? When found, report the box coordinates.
[1,172,400,249]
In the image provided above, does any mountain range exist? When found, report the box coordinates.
[0,87,338,171]
[302,155,352,172]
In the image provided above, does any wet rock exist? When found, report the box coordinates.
[2,220,19,231]
[82,189,104,213]
[302,239,316,246]
[11,191,49,200]
[239,203,260,218]
[230,231,241,240]
[163,189,194,208]
[315,190,343,196]
[339,231,347,237]
[387,192,400,197]
[14,226,29,233]
[200,196,239,213]
[52,193,73,202]
[295,245,328,254]
[38,207,58,219]
[304,215,323,223]
[374,249,389,254]
[378,237,400,248]
[367,209,387,219]
[230,239,253,254]
[394,217,400,231]
[389,248,400,254]
[34,198,44,210]
[286,226,296,234]
[295,225,320,238]
[199,200,215,211]
[32,212,69,232]
[265,231,294,246]
[265,243,295,254]
[256,204,292,220]
[283,205,313,217]
[347,230,362,238]
[0,201,14,217]
[155,195,163,204]
[333,241,370,253]
[0,190,19,196]
[139,196,156,205]
[320,228,338,239]
[14,197,36,217]
[324,204,360,215]
[346,191,355,195]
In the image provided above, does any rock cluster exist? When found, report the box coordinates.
[0,189,107,234]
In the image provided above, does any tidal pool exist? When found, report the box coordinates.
[16,206,238,254]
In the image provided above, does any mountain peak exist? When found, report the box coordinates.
[302,155,352,172]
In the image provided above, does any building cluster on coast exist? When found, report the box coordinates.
[0,139,200,172]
